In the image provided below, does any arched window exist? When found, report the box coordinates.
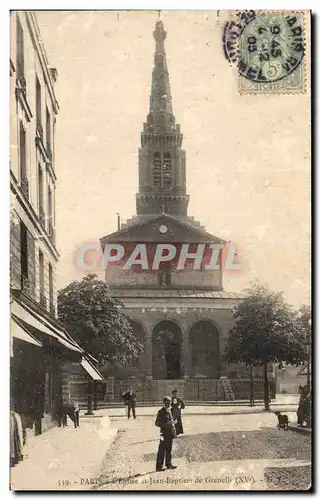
[153,152,172,187]
[163,152,172,187]
[153,152,162,186]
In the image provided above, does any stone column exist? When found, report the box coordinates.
[182,330,190,377]
[145,332,153,377]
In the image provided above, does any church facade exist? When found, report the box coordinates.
[100,20,260,397]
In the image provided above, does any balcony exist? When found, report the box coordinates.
[20,176,29,200]
[48,221,56,245]
[39,205,46,229]
[40,293,47,309]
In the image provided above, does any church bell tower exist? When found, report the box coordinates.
[136,20,190,218]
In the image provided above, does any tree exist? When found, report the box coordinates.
[223,281,307,411]
[58,274,144,365]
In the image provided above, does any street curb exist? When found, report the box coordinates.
[107,408,298,418]
[288,425,312,436]
[89,402,298,410]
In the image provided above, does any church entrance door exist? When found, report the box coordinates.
[189,321,220,378]
[152,321,182,380]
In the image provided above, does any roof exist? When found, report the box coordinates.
[110,289,244,300]
[101,213,226,245]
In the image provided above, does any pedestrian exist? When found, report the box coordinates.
[122,387,137,419]
[155,396,177,472]
[297,385,310,427]
[171,389,185,436]
[73,399,80,427]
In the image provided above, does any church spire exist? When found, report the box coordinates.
[136,20,189,218]
[147,20,175,133]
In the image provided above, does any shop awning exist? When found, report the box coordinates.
[80,359,104,381]
[11,300,82,354]
[11,317,43,347]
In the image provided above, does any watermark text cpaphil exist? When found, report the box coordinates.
[75,242,243,272]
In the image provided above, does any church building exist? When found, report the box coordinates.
[100,20,259,400]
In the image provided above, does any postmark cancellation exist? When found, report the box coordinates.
[223,10,309,94]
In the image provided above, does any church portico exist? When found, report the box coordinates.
[121,300,234,380]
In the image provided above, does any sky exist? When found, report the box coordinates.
[36,10,311,307]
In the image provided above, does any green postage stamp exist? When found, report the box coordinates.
[223,10,308,94]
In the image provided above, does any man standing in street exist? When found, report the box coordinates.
[122,387,137,419]
[155,396,177,472]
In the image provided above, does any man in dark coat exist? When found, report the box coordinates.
[122,387,137,419]
[171,389,185,436]
[297,385,311,427]
[155,396,177,471]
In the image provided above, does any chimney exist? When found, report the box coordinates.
[117,213,121,231]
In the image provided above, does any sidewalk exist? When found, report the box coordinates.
[10,413,118,491]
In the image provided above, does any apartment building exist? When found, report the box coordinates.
[10,12,103,461]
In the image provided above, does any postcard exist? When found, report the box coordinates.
[10,10,311,491]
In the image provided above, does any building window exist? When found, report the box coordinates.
[19,122,28,199]
[153,152,162,186]
[20,221,36,296]
[16,16,24,78]
[153,152,172,187]
[36,76,42,132]
[38,164,43,207]
[20,222,28,287]
[49,263,54,314]
[39,250,46,308]
[19,122,29,198]
[48,187,53,226]
[47,187,55,243]
[38,164,45,228]
[19,122,27,179]
[10,215,21,289]
[163,152,172,187]
[46,106,51,153]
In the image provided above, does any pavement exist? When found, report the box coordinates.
[96,411,311,492]
[10,413,118,491]
[10,395,311,492]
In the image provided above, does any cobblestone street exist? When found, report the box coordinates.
[96,411,311,491]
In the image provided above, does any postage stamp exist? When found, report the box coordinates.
[223,10,308,94]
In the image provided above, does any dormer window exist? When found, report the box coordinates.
[153,151,172,187]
